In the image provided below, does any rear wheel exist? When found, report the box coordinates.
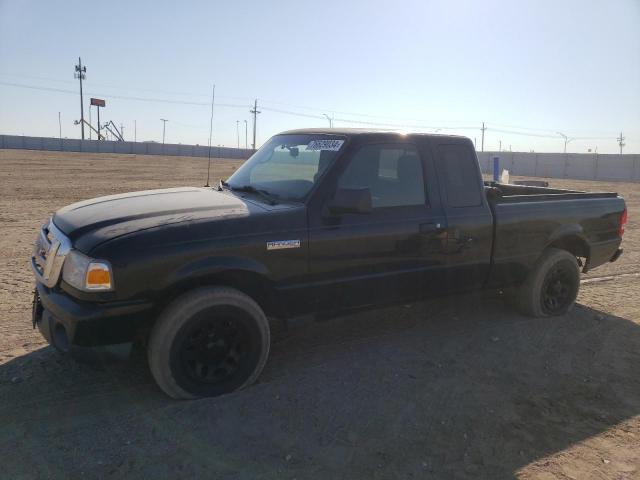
[148,287,270,399]
[512,248,580,317]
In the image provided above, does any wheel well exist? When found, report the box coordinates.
[547,235,590,262]
[140,270,284,343]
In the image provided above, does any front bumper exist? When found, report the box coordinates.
[33,283,154,348]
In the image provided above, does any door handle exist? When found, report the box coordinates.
[419,222,444,234]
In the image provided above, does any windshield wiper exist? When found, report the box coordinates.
[230,184,279,205]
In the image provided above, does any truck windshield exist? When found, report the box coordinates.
[226,134,347,201]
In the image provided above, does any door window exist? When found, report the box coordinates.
[337,144,426,208]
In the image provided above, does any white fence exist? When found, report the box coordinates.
[0,135,253,160]
[477,151,640,182]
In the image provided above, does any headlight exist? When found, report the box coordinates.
[62,250,114,291]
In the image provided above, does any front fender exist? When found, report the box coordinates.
[163,255,272,289]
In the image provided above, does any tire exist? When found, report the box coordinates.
[147,287,270,399]
[512,248,580,318]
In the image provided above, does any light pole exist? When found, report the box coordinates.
[58,112,62,139]
[236,120,240,148]
[556,131,574,154]
[322,113,333,128]
[244,120,248,149]
[160,118,168,144]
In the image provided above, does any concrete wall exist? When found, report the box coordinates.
[0,135,254,160]
[2,135,639,182]
[477,151,640,182]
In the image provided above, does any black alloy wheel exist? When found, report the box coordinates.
[540,262,579,315]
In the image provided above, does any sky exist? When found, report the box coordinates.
[0,0,638,153]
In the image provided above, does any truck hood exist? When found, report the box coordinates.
[53,187,255,251]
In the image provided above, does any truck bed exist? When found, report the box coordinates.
[484,181,625,286]
[484,182,619,203]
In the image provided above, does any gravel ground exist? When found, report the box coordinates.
[1,149,639,479]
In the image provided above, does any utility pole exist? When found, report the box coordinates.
[617,131,625,155]
[120,123,125,141]
[250,99,261,150]
[74,57,87,139]
[97,106,101,140]
[236,120,240,148]
[481,122,486,152]
[244,120,248,149]
[499,140,502,152]
[134,120,137,142]
[160,118,168,144]
[58,112,62,139]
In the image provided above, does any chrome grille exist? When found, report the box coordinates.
[31,220,71,288]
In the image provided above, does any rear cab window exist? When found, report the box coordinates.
[435,144,482,207]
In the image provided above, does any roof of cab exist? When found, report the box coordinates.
[278,128,469,139]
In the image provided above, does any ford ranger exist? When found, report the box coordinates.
[31,129,627,399]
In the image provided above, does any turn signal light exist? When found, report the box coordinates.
[86,263,112,289]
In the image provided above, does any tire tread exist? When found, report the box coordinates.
[147,287,270,399]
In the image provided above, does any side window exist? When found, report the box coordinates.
[436,145,482,207]
[337,144,426,208]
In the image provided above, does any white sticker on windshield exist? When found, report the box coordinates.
[305,139,344,151]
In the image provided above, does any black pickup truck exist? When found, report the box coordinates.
[31,129,626,399]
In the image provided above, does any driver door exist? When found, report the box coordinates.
[307,140,447,313]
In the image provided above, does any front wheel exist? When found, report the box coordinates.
[512,248,580,317]
[148,287,270,399]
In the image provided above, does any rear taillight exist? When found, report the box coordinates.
[619,208,627,236]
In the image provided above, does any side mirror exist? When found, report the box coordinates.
[328,187,372,215]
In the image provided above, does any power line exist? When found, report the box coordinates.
[0,72,252,101]
[0,79,627,144]
[260,105,324,120]
[0,81,247,108]
[489,127,562,139]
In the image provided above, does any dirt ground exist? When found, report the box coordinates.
[1,149,639,479]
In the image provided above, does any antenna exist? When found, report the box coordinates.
[205,84,215,187]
